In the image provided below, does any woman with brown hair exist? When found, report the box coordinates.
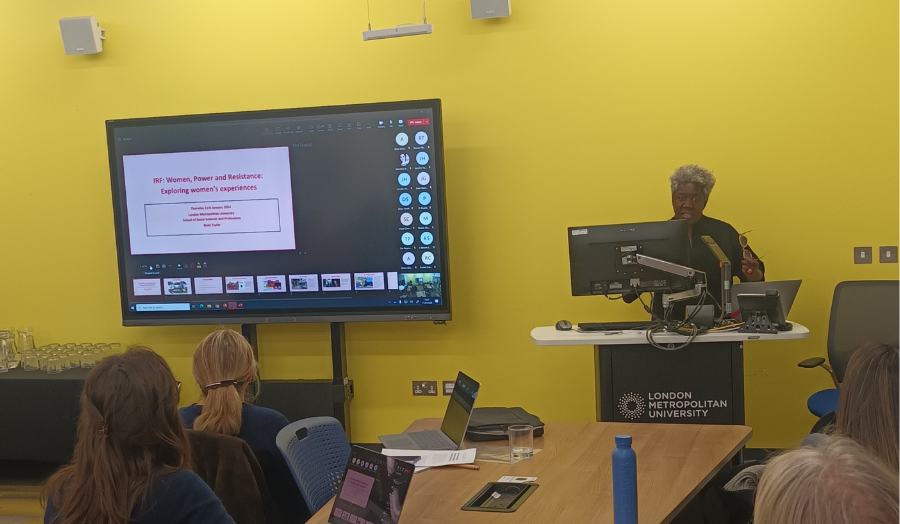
[180,329,309,522]
[833,342,899,470]
[43,347,234,524]
[703,342,899,524]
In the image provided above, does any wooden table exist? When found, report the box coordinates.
[310,418,752,524]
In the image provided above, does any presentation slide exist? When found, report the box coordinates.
[225,276,255,294]
[194,277,224,295]
[123,147,296,255]
[322,273,352,291]
[163,278,192,296]
[354,272,385,291]
[257,275,286,293]
[290,274,319,292]
[338,469,375,508]
[133,279,161,296]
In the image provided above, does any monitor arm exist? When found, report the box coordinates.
[634,254,707,309]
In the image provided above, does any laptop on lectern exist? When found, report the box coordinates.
[378,371,480,450]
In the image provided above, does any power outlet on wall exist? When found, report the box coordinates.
[442,381,455,395]
[413,381,438,396]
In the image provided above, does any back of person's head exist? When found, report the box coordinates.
[835,342,899,471]
[43,347,189,524]
[755,436,899,524]
[192,328,258,436]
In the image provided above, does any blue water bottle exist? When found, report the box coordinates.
[612,434,638,524]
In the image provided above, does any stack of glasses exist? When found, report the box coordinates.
[0,329,122,374]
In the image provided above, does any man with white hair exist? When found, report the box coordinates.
[659,164,765,318]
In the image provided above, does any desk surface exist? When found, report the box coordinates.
[531,322,809,346]
[310,419,752,524]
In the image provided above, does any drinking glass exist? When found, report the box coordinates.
[80,349,96,368]
[96,344,111,360]
[0,331,16,371]
[47,356,62,374]
[23,351,40,371]
[508,425,534,462]
[16,328,35,354]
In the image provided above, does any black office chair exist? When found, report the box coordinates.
[798,280,899,417]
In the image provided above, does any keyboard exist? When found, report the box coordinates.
[578,321,654,332]
[409,429,455,449]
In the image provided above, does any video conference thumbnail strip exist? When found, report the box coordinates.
[132,272,441,297]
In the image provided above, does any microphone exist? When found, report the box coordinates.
[700,235,732,317]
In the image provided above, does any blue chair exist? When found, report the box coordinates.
[798,280,899,417]
[276,416,351,514]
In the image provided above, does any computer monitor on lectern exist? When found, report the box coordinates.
[567,220,692,297]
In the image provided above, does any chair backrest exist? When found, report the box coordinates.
[275,416,351,514]
[828,280,900,382]
[187,429,277,524]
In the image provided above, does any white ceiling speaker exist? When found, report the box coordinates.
[59,16,105,55]
[471,0,511,19]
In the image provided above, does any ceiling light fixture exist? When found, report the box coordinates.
[363,0,433,41]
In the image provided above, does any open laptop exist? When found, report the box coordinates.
[378,371,479,450]
[732,279,802,319]
[327,446,415,524]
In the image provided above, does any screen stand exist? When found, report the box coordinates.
[331,323,354,438]
[240,323,354,438]
[241,324,259,360]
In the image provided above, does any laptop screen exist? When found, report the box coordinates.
[439,371,480,446]
[330,446,415,524]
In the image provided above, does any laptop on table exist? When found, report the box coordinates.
[378,371,480,450]
[327,446,415,524]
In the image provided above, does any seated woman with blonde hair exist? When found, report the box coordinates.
[44,347,234,524]
[180,329,309,522]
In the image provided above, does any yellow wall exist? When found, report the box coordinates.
[0,1,896,447]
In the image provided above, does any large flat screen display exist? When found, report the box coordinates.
[107,99,450,325]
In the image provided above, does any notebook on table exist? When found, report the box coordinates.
[378,371,480,450]
[327,446,415,524]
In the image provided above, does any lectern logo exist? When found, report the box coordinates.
[619,392,644,420]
